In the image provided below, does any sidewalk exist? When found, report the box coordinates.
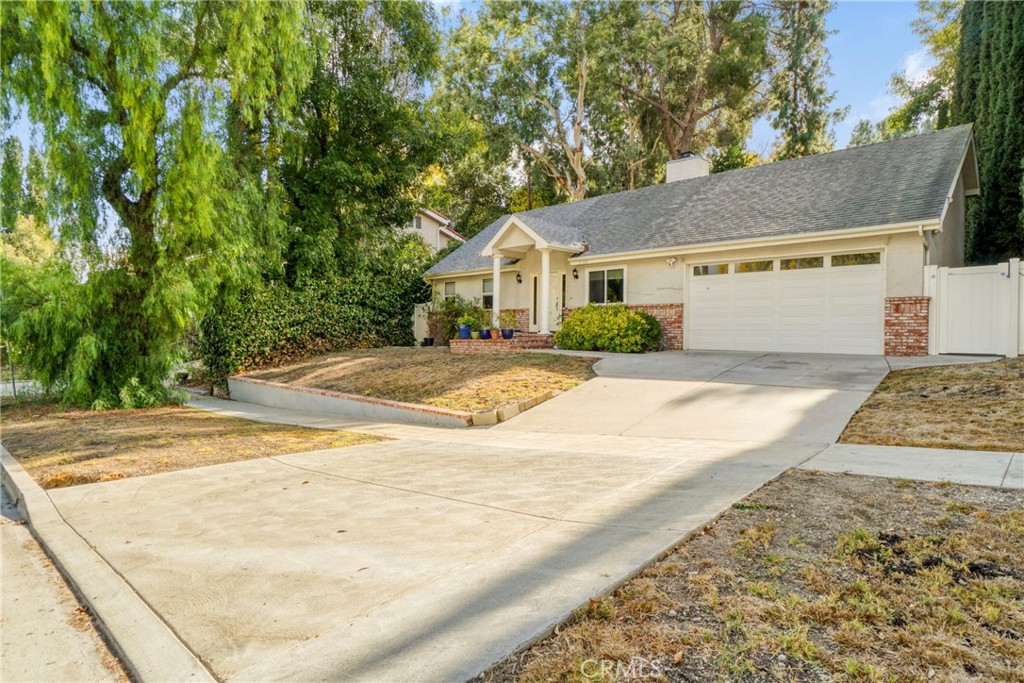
[1,488,125,682]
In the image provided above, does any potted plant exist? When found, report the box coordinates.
[457,313,475,340]
[499,310,517,340]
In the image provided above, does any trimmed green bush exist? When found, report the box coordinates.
[199,238,432,378]
[554,304,662,353]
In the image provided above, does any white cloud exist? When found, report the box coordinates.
[903,48,936,83]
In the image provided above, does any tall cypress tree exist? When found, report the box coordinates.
[769,0,847,160]
[952,0,1024,262]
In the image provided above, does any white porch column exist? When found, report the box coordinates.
[540,248,551,334]
[492,254,502,327]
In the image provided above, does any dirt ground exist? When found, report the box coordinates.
[484,471,1024,683]
[244,347,597,413]
[0,402,379,489]
[840,358,1024,452]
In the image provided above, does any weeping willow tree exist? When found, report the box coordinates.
[0,1,311,406]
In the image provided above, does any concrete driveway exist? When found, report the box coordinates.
[499,351,889,443]
[44,352,891,681]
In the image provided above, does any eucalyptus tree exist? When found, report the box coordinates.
[597,0,771,162]
[445,0,606,202]
[0,1,311,406]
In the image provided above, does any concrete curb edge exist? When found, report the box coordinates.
[0,445,215,682]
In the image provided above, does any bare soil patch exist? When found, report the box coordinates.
[840,358,1024,452]
[244,347,596,413]
[1,402,379,489]
[484,471,1024,683]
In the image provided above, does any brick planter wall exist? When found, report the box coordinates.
[513,333,555,349]
[562,303,684,350]
[884,296,930,356]
[450,339,522,355]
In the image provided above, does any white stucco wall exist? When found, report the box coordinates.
[430,232,929,312]
[929,172,967,268]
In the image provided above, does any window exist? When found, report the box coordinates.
[413,215,422,230]
[832,252,881,267]
[588,268,625,304]
[443,281,455,299]
[482,278,493,309]
[693,263,729,276]
[780,256,824,270]
[737,259,774,273]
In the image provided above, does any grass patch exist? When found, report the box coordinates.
[482,471,1024,683]
[243,347,596,413]
[0,402,379,489]
[840,357,1024,452]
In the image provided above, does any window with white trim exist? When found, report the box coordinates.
[443,281,455,299]
[588,268,625,304]
[482,278,493,309]
[831,252,881,266]
[693,263,729,276]
[413,215,423,230]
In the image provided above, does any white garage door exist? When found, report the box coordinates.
[687,252,885,354]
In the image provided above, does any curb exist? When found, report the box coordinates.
[0,446,215,682]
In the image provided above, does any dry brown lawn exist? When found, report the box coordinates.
[0,402,379,489]
[485,471,1024,683]
[244,347,597,413]
[840,358,1024,452]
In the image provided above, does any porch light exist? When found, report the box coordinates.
[572,268,579,279]
[516,273,522,284]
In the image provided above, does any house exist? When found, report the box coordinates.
[425,125,979,356]
[403,208,466,255]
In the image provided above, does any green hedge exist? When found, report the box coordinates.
[554,304,662,353]
[199,240,431,378]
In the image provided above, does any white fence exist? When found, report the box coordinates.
[925,258,1022,357]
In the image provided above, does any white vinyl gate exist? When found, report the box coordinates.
[925,258,1022,357]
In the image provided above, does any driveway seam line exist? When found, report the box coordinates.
[999,455,1015,488]
[267,456,690,533]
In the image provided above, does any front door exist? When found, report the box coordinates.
[530,273,565,332]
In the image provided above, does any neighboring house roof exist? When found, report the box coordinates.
[420,207,453,226]
[427,125,976,277]
[439,224,467,242]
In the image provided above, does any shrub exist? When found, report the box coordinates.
[554,304,662,353]
[199,236,432,378]
[426,295,475,344]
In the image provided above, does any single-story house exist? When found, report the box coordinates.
[425,124,979,356]
[404,207,467,255]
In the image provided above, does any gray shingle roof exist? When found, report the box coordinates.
[427,125,973,276]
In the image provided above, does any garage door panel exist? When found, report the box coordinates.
[688,259,884,355]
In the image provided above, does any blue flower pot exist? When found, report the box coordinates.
[480,329,491,340]
[458,324,471,339]
[501,329,514,340]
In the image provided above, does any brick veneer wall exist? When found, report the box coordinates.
[510,308,530,332]
[562,303,684,351]
[450,339,522,355]
[884,296,930,356]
